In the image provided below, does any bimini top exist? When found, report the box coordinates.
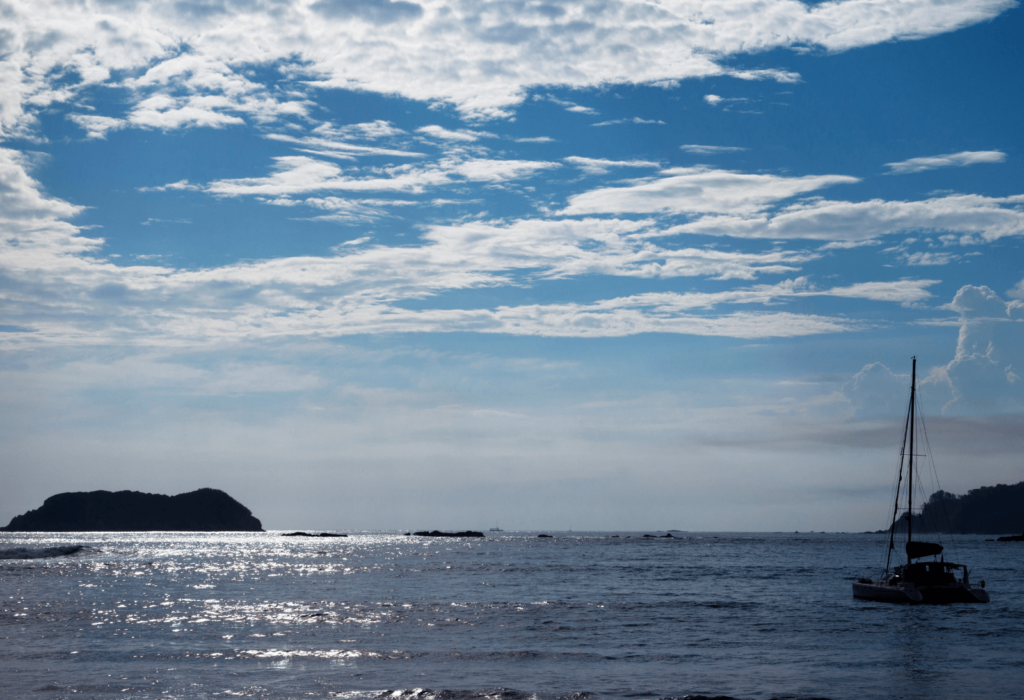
[906,540,944,560]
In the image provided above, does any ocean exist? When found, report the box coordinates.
[1,531,1020,700]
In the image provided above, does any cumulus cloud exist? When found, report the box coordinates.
[885,150,1007,174]
[934,286,1024,414]
[842,362,911,419]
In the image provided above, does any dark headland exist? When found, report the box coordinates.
[1,488,263,532]
[884,481,1024,535]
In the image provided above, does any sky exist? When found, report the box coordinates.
[1,0,1023,532]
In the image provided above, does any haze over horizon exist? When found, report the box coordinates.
[2,0,1023,533]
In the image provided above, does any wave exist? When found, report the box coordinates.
[0,545,88,560]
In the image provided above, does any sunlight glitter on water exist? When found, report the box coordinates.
[1,531,1020,700]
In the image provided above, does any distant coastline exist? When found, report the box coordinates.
[1,488,263,532]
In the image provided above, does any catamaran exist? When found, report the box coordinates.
[852,357,989,604]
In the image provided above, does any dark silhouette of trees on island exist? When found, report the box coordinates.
[1,489,263,532]
[892,481,1024,535]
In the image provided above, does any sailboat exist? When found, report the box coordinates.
[852,357,990,604]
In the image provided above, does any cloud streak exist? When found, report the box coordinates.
[2,145,934,348]
[669,194,1024,242]
[563,167,858,216]
[885,150,1007,174]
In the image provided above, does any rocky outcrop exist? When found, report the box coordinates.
[1,489,263,532]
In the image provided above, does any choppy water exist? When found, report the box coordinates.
[1,531,1020,700]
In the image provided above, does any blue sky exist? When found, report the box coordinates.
[2,0,1023,531]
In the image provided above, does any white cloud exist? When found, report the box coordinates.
[198,154,560,198]
[68,114,127,139]
[902,251,959,266]
[563,156,661,175]
[265,132,424,159]
[0,149,862,347]
[128,94,246,131]
[671,194,1024,242]
[309,0,425,25]
[885,150,1007,174]
[416,125,496,142]
[277,196,393,223]
[820,279,940,305]
[680,144,747,154]
[842,363,911,419]
[938,286,1024,413]
[0,0,1015,135]
[138,180,201,192]
[0,144,999,355]
[315,120,407,140]
[474,305,855,339]
[563,167,858,216]
[704,95,724,106]
[591,117,666,127]
[540,95,599,115]
[1007,279,1024,300]
[584,277,938,310]
[0,148,90,266]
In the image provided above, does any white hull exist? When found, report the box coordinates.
[853,579,989,604]
[853,580,922,603]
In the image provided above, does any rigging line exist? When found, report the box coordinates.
[885,381,914,575]
[882,441,904,575]
[916,390,962,565]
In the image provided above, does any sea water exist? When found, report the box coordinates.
[1,532,1020,700]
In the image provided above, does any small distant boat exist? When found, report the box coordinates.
[853,357,989,604]
[489,523,503,532]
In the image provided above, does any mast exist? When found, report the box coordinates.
[907,356,916,552]
[885,383,912,574]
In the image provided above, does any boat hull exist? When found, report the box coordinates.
[853,581,922,603]
[853,580,989,604]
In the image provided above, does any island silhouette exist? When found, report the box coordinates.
[1,488,263,532]
[887,481,1024,535]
